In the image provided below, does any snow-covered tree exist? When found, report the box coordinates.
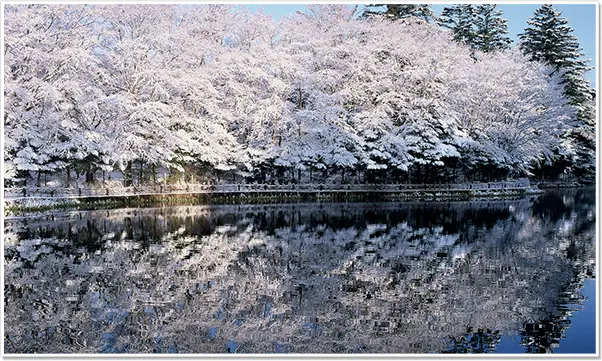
[474,5,511,52]
[448,49,574,179]
[2,4,583,187]
[519,4,596,182]
[363,4,437,23]
[519,5,589,72]
[438,5,478,48]
[4,5,107,186]
[439,4,511,54]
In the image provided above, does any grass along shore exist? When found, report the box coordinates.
[4,182,544,215]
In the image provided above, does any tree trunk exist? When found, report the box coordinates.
[138,159,143,186]
[66,166,71,187]
[416,164,421,184]
[124,161,132,187]
[37,170,41,187]
[297,88,302,110]
[44,171,47,186]
[85,169,94,184]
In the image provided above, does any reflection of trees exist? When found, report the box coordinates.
[443,328,501,353]
[517,189,595,354]
[4,189,596,353]
[438,188,596,354]
[519,278,587,354]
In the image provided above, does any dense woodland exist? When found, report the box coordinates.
[3,4,596,188]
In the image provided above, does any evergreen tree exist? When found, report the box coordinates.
[474,5,511,52]
[438,5,478,47]
[519,5,589,71]
[567,80,596,181]
[363,4,437,23]
[440,4,511,53]
[519,4,596,182]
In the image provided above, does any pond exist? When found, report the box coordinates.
[3,187,596,354]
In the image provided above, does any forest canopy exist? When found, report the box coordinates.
[3,4,595,187]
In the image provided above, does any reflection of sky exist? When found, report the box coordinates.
[496,334,525,353]
[555,279,596,353]
[495,278,596,354]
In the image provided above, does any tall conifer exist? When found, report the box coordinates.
[519,4,595,181]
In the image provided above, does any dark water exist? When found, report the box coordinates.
[4,188,596,354]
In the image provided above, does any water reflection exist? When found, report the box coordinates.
[3,188,596,354]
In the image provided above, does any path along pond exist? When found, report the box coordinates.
[3,187,596,354]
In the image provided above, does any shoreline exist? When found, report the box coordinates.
[4,186,545,215]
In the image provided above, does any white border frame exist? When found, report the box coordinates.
[0,0,599,359]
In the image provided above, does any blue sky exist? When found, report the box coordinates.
[240,4,597,87]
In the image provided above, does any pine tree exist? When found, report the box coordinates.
[438,5,478,47]
[440,4,511,53]
[519,4,596,182]
[519,5,589,71]
[474,5,511,52]
[363,4,437,23]
[566,77,596,181]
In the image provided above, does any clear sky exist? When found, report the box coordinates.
[240,3,597,88]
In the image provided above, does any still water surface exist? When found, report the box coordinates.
[4,188,596,353]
